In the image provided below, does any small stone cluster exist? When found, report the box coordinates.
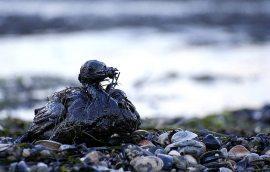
[1,129,270,171]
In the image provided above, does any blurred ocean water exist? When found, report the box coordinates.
[0,0,270,119]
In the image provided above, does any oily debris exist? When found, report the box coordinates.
[16,60,141,145]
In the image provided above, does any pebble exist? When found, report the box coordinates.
[244,153,260,163]
[3,126,270,171]
[157,132,169,145]
[39,150,51,158]
[200,150,225,164]
[227,159,236,168]
[168,150,180,156]
[171,130,198,143]
[148,146,163,155]
[123,144,153,160]
[173,156,188,170]
[138,139,155,148]
[203,134,221,150]
[35,140,61,151]
[36,163,49,172]
[132,130,149,140]
[228,145,250,160]
[265,149,270,155]
[81,151,104,163]
[59,144,76,151]
[166,140,206,157]
[154,148,165,155]
[260,154,270,160]
[157,154,173,170]
[0,143,12,152]
[184,155,197,165]
[220,148,228,158]
[22,149,31,158]
[130,156,163,172]
[9,161,29,172]
[0,137,14,144]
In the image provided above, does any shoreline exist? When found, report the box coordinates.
[0,106,270,171]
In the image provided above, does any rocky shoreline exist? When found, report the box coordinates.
[1,105,270,171]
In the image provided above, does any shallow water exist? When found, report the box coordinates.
[0,0,270,119]
[1,30,270,119]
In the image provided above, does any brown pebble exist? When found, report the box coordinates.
[138,140,155,148]
[35,140,61,151]
[228,145,250,160]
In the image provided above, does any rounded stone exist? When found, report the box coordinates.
[177,140,206,157]
[157,154,174,170]
[173,156,188,170]
[147,146,161,155]
[168,150,181,156]
[219,167,233,172]
[228,145,250,160]
[22,149,31,158]
[245,153,260,163]
[265,149,270,155]
[9,161,29,172]
[130,156,163,172]
[132,130,149,138]
[59,144,76,151]
[200,150,225,164]
[39,150,51,158]
[157,132,169,145]
[35,140,61,151]
[0,143,12,152]
[154,148,165,155]
[81,151,104,163]
[138,140,155,148]
[184,155,198,165]
[260,154,270,161]
[203,134,221,150]
[220,148,228,158]
[165,140,206,157]
[36,162,49,172]
[171,130,198,143]
[122,144,153,161]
